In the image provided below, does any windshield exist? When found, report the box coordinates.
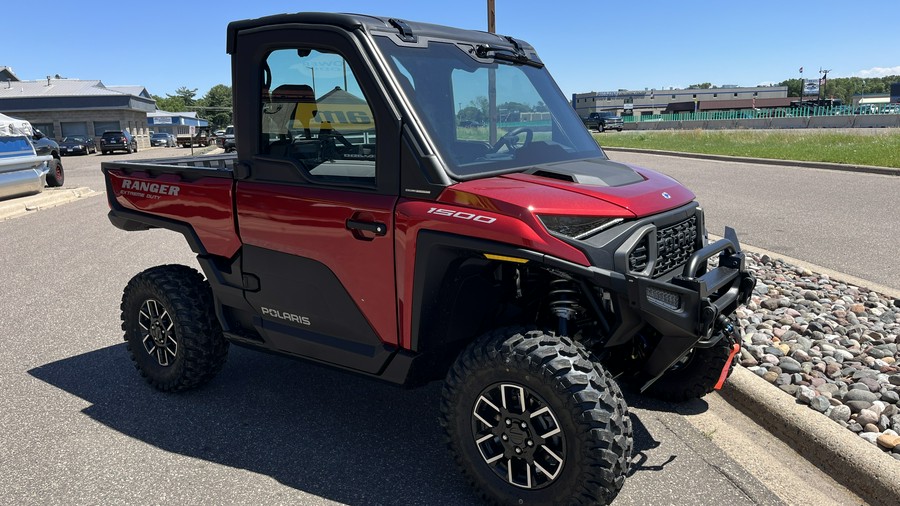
[151,133,167,139]
[61,136,88,142]
[374,38,604,178]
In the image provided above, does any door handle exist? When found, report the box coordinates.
[346,219,387,237]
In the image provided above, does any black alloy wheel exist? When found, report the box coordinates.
[121,264,229,391]
[471,382,567,490]
[442,328,632,505]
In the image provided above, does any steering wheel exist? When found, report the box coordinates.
[491,127,533,153]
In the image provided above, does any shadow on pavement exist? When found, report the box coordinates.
[29,344,477,504]
[620,383,710,476]
[29,344,678,503]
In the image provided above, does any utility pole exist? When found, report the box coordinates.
[819,68,831,101]
[487,0,497,144]
[487,0,495,32]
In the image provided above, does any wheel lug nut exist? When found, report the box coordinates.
[515,447,522,454]
[505,419,512,427]
[501,434,509,441]
[520,422,527,429]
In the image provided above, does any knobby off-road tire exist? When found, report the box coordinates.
[645,334,736,402]
[46,157,64,187]
[121,264,229,392]
[441,328,632,505]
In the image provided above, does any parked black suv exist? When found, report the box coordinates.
[100,130,138,155]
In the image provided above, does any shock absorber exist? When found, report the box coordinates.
[548,279,581,337]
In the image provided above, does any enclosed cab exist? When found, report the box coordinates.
[102,13,755,505]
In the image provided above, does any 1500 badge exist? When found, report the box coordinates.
[427,207,496,224]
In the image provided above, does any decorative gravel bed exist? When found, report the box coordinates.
[734,252,900,460]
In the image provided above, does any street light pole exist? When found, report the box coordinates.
[307,66,317,96]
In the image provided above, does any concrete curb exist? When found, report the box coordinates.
[0,187,100,220]
[712,238,900,503]
[603,146,900,177]
[722,367,900,506]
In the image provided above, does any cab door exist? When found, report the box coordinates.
[232,27,401,374]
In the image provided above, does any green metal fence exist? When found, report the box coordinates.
[623,105,900,123]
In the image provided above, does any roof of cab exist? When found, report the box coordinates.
[226,12,531,55]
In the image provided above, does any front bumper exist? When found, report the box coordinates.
[625,229,755,381]
[545,202,755,381]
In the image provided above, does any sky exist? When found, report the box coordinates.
[2,0,898,100]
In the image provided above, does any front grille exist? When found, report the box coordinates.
[628,236,649,272]
[653,216,698,277]
[628,215,699,278]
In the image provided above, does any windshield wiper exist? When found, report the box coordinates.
[474,44,544,69]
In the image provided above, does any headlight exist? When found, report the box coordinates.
[538,215,623,240]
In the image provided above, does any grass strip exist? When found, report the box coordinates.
[595,130,900,168]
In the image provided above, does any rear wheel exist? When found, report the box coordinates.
[442,329,632,505]
[121,264,229,391]
[46,157,64,187]
[645,334,737,402]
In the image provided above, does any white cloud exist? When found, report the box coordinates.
[853,66,900,78]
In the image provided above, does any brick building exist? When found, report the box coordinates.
[0,67,156,149]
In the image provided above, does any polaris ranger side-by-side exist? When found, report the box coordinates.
[102,13,755,505]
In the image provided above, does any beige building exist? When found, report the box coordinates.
[572,85,788,117]
[0,67,155,148]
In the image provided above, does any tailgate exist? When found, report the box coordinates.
[102,159,240,258]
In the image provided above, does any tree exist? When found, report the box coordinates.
[688,83,713,89]
[169,86,199,106]
[457,106,485,124]
[777,75,899,103]
[197,84,233,129]
[152,94,187,112]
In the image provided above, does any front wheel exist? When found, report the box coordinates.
[645,334,737,402]
[121,264,229,391]
[46,157,64,187]
[441,329,632,505]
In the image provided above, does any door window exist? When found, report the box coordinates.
[261,49,377,187]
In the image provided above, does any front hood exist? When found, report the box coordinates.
[439,158,695,219]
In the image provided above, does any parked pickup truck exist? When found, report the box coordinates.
[176,128,212,148]
[582,111,624,132]
[215,124,235,153]
[101,12,754,505]
[0,113,57,200]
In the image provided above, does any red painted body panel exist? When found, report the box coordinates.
[106,169,240,258]
[236,183,399,346]
[500,165,695,218]
[394,198,592,350]
[393,165,696,349]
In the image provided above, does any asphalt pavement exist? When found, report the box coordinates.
[0,148,874,505]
